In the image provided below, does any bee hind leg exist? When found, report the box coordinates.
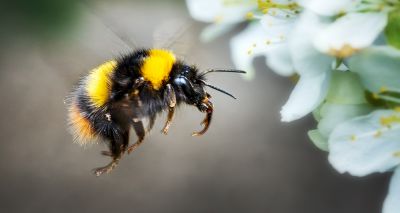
[93,131,129,176]
[92,155,121,177]
[127,120,146,154]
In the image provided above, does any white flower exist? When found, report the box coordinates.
[314,12,388,57]
[329,110,400,213]
[187,0,394,123]
[265,11,334,122]
[228,2,335,121]
[230,0,300,79]
[299,0,390,57]
[263,0,391,121]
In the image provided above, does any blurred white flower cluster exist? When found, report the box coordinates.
[186,0,400,212]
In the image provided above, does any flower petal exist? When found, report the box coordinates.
[230,22,275,79]
[299,0,358,16]
[261,15,295,40]
[314,12,388,57]
[289,11,333,76]
[328,110,400,176]
[265,43,295,76]
[186,0,256,24]
[349,46,400,92]
[383,166,400,213]
[260,14,296,76]
[281,70,331,122]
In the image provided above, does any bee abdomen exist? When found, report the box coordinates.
[67,102,98,145]
[86,60,117,108]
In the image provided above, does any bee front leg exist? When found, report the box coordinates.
[127,120,146,154]
[162,84,176,135]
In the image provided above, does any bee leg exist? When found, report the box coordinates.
[147,114,156,133]
[100,150,112,157]
[162,107,175,135]
[162,84,176,135]
[93,131,129,176]
[127,120,146,154]
[100,130,130,156]
[93,143,122,176]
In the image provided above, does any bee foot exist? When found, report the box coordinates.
[161,127,169,135]
[92,159,120,176]
[93,167,110,176]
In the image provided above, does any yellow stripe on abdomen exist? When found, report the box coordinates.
[86,60,117,107]
[141,49,176,90]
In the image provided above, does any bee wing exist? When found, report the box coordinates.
[37,2,137,81]
[152,18,196,59]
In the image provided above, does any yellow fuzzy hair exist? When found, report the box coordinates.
[68,103,97,145]
[141,49,176,90]
[86,60,117,107]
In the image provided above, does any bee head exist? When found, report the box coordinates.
[170,62,245,136]
[171,64,210,112]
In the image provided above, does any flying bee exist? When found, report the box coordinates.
[67,48,245,176]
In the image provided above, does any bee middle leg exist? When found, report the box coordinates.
[127,120,146,154]
[93,130,129,176]
[147,114,156,133]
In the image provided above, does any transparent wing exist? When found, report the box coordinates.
[152,18,196,59]
[38,1,197,81]
[37,2,139,81]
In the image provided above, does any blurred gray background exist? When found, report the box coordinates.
[0,0,390,212]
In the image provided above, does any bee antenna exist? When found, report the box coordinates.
[198,80,237,99]
[200,69,246,77]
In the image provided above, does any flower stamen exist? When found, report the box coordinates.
[328,44,359,58]
[393,151,400,158]
[380,114,400,127]
[257,0,299,16]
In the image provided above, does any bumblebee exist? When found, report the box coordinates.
[67,48,245,176]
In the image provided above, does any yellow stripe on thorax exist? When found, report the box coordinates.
[141,49,176,90]
[86,60,117,107]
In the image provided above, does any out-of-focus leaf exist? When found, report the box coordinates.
[1,0,81,42]
[312,102,323,122]
[318,103,373,138]
[326,71,367,104]
[385,9,400,49]
[308,129,329,151]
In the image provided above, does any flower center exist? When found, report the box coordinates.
[257,0,300,15]
[380,114,400,127]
